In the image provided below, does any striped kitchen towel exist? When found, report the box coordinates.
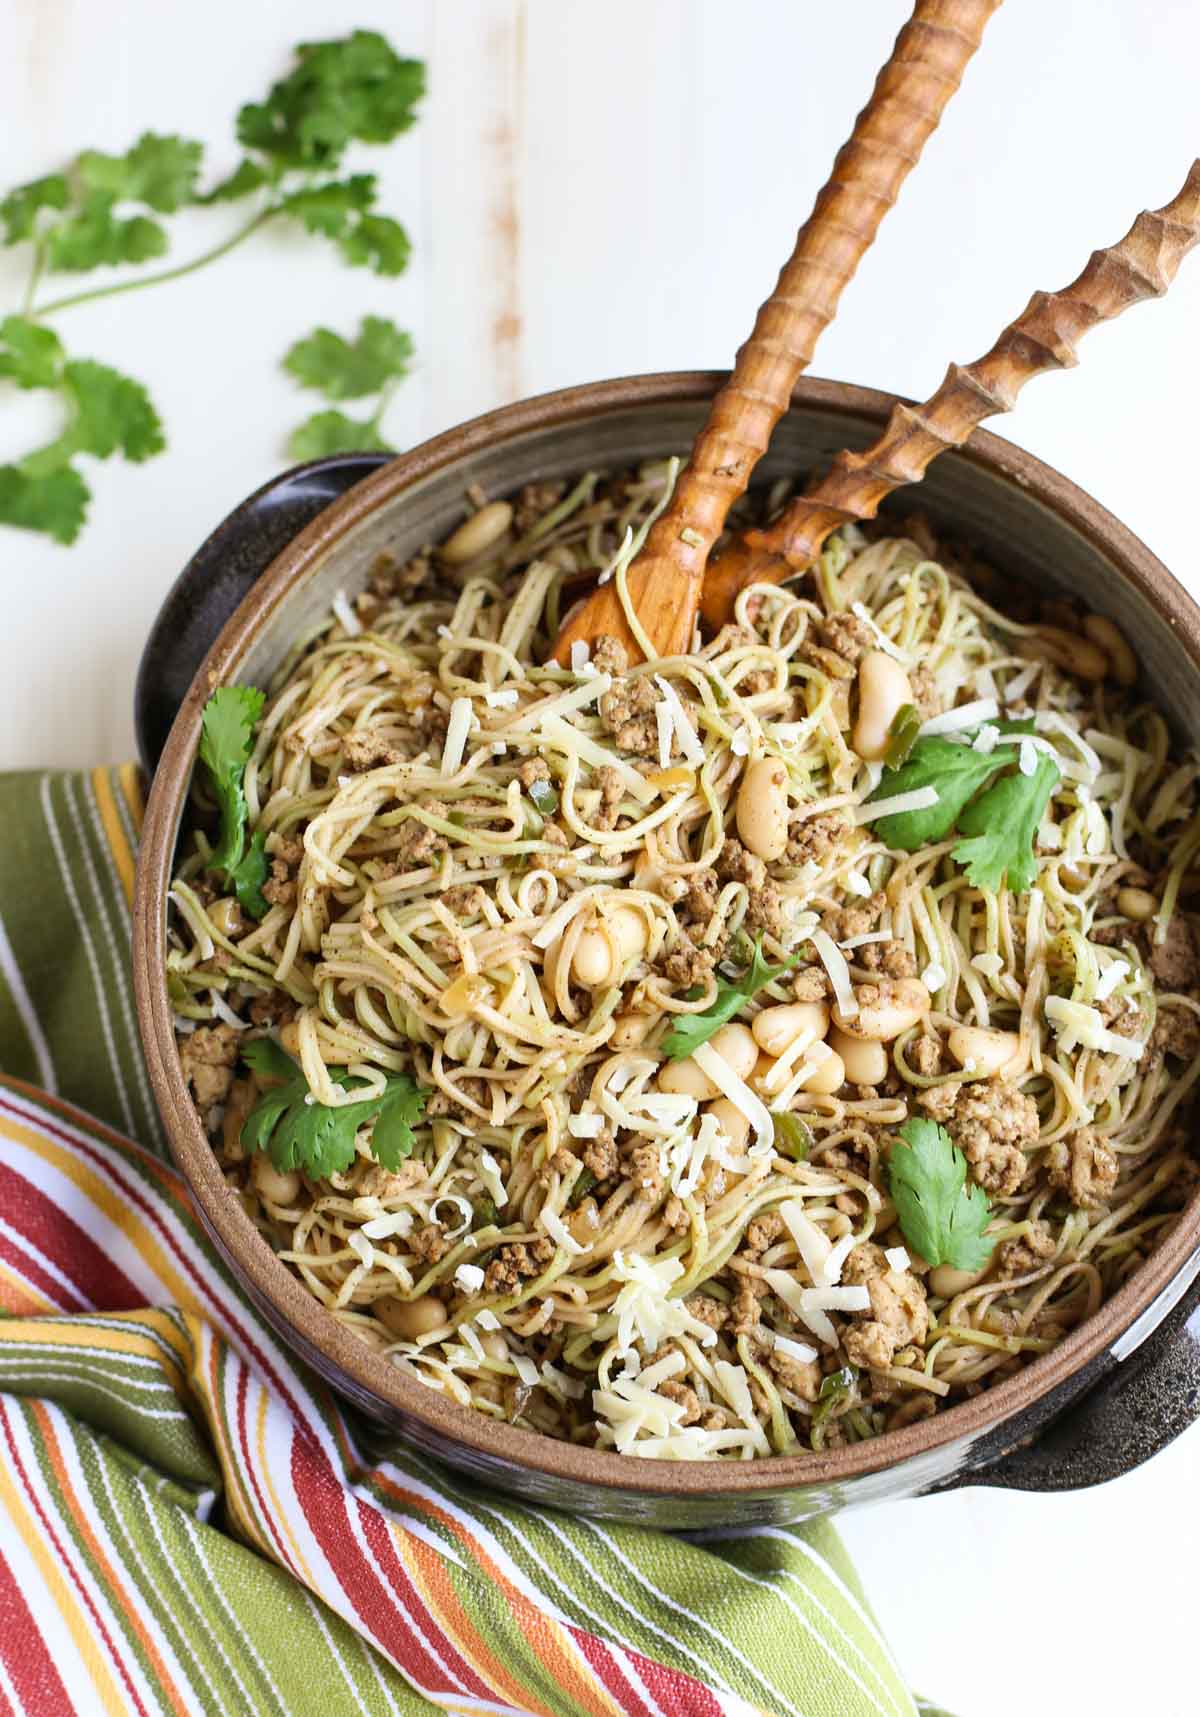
[0,766,928,1717]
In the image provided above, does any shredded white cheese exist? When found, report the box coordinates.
[971,952,1004,979]
[476,1308,501,1331]
[653,675,705,766]
[478,1150,508,1207]
[542,1362,585,1399]
[730,727,751,757]
[485,688,519,708]
[361,1209,415,1241]
[540,1206,587,1255]
[712,1361,771,1453]
[812,927,857,1020]
[454,1263,485,1293]
[972,724,1000,755]
[1019,738,1038,777]
[608,1251,719,1351]
[1045,995,1145,1059]
[885,1246,911,1273]
[920,960,946,993]
[855,785,939,824]
[331,588,363,637]
[346,1231,375,1268]
[1003,660,1041,704]
[780,1201,833,1284]
[692,1041,774,1151]
[919,698,999,737]
[431,1195,474,1238]
[570,640,591,673]
[843,871,873,898]
[851,602,904,660]
[772,1334,818,1366]
[513,1355,540,1386]
[441,696,473,777]
[1094,959,1130,1003]
[654,700,674,770]
[567,1112,603,1139]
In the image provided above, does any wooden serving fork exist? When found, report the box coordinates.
[550,0,1002,666]
[699,160,1200,628]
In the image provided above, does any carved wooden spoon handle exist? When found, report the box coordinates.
[702,159,1200,625]
[551,0,1002,665]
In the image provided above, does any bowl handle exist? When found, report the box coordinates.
[945,1256,1200,1494]
[134,453,391,773]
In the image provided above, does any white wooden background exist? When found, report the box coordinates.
[3,2,1200,1711]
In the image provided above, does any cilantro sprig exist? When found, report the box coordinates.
[0,32,422,544]
[282,315,414,459]
[869,720,1057,895]
[197,687,270,919]
[888,1116,996,1271]
[661,937,800,1060]
[241,1038,427,1179]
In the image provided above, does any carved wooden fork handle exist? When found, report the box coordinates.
[550,0,1002,665]
[701,159,1200,627]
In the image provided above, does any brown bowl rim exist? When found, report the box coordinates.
[134,370,1200,1495]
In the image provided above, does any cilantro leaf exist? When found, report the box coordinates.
[237,31,425,171]
[952,754,1061,894]
[371,1076,427,1171]
[58,361,165,462]
[288,410,394,460]
[0,464,89,544]
[337,213,411,275]
[279,173,376,236]
[44,192,168,272]
[869,736,1009,849]
[888,1116,996,1271]
[661,938,800,1060]
[1,174,69,244]
[230,829,270,920]
[283,317,413,400]
[196,158,271,204]
[240,1040,428,1178]
[0,316,64,390]
[76,133,204,213]
[198,686,265,875]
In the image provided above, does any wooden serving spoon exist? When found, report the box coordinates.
[700,160,1200,627]
[550,0,1002,667]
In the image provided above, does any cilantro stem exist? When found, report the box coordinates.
[367,375,400,433]
[21,237,47,315]
[30,204,277,317]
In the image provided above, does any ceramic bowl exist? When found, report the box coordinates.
[132,374,1200,1526]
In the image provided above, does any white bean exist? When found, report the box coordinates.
[929,1264,988,1298]
[250,1153,301,1206]
[375,1294,448,1339]
[610,1011,653,1049]
[439,500,514,565]
[572,907,648,988]
[948,1023,1022,1077]
[1117,886,1157,922]
[1084,614,1137,687]
[852,650,913,762]
[828,1027,888,1086]
[752,1001,830,1058]
[659,1021,756,1101]
[480,1329,510,1362]
[736,757,789,860]
[1026,625,1109,682]
[658,1057,720,1100]
[708,1022,758,1079]
[706,1098,750,1153]
[832,978,930,1042]
[802,1049,845,1095]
